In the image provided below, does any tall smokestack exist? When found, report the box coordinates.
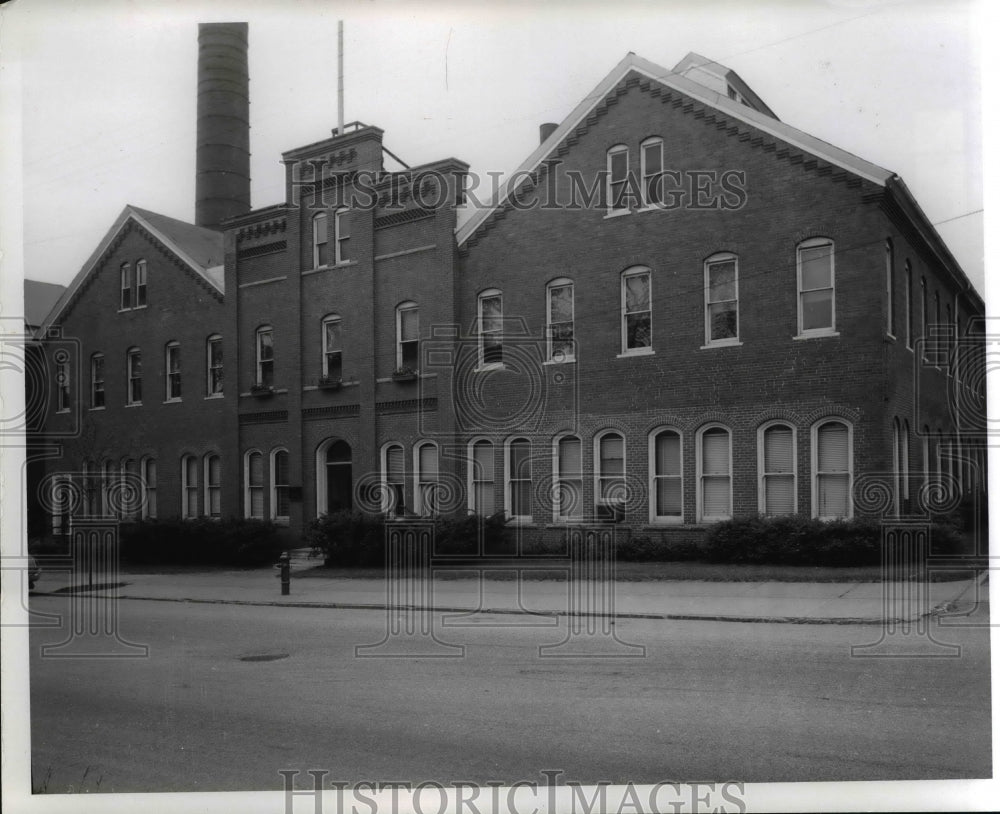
[196,22,251,230]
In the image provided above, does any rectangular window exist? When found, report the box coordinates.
[385,445,405,516]
[705,256,738,344]
[142,458,157,519]
[622,269,652,352]
[122,459,139,518]
[945,303,953,376]
[272,451,289,520]
[641,140,662,207]
[335,209,351,264]
[206,455,221,518]
[312,213,328,268]
[120,263,132,309]
[417,444,438,517]
[556,436,583,520]
[597,433,625,522]
[885,241,895,337]
[135,260,147,307]
[257,328,274,388]
[91,355,105,408]
[166,344,181,400]
[761,425,795,516]
[246,453,264,519]
[507,439,531,520]
[56,356,70,412]
[471,441,495,516]
[547,282,574,362]
[323,319,342,380]
[797,240,835,334]
[815,422,851,519]
[699,428,731,521]
[652,431,682,521]
[479,292,503,367]
[920,278,928,361]
[397,306,419,371]
[607,146,629,212]
[207,336,223,395]
[182,456,198,519]
[127,349,142,405]
[904,263,912,349]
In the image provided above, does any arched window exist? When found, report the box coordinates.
[204,454,221,519]
[90,353,105,409]
[621,267,652,353]
[244,450,264,519]
[478,289,503,368]
[165,341,181,401]
[382,443,406,517]
[698,425,732,522]
[141,456,157,519]
[312,212,328,268]
[271,448,289,522]
[316,440,352,516]
[640,137,663,207]
[396,302,419,372]
[759,422,796,516]
[650,428,683,523]
[181,454,199,518]
[704,253,739,345]
[206,334,223,396]
[414,442,439,517]
[812,420,853,519]
[135,259,148,307]
[321,315,342,381]
[255,326,274,388]
[606,144,630,213]
[335,208,351,265]
[546,279,575,363]
[468,439,495,516]
[553,435,583,521]
[594,431,626,522]
[796,238,835,336]
[505,437,531,521]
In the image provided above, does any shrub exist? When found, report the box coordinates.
[613,534,705,562]
[120,517,285,566]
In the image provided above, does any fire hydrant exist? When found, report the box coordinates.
[275,551,290,596]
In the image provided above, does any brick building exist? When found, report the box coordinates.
[33,35,986,548]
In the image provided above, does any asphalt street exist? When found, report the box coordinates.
[27,594,992,792]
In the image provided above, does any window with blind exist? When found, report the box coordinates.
[622,268,652,353]
[256,327,274,388]
[506,438,532,520]
[470,440,495,516]
[181,455,199,519]
[205,454,222,519]
[759,423,795,516]
[813,420,852,519]
[397,303,419,371]
[596,432,626,522]
[322,316,342,381]
[650,429,682,522]
[705,254,739,344]
[384,444,406,517]
[698,427,732,522]
[555,435,583,521]
[415,443,439,516]
[546,280,575,362]
[245,451,264,519]
[271,449,289,521]
[796,238,835,335]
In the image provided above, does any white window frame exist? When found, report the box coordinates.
[811,419,854,520]
[126,348,142,405]
[620,266,653,355]
[381,442,406,517]
[606,144,630,215]
[120,262,132,310]
[756,422,797,517]
[270,448,290,523]
[334,208,350,265]
[255,326,274,388]
[594,430,626,523]
[467,438,496,516]
[165,341,181,402]
[545,279,575,363]
[312,211,328,269]
[244,449,265,519]
[90,353,105,409]
[697,424,733,523]
[796,237,837,337]
[504,437,532,523]
[649,427,684,524]
[477,289,504,370]
[413,441,439,517]
[396,302,420,372]
[135,259,147,308]
[639,137,663,209]
[203,453,222,520]
[704,252,740,346]
[181,454,198,519]
[552,434,584,523]
[141,456,157,519]
[321,315,343,381]
[206,334,223,396]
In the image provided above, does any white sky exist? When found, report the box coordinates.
[2,0,987,297]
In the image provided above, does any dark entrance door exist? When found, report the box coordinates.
[326,440,352,513]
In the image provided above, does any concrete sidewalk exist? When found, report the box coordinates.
[33,557,989,625]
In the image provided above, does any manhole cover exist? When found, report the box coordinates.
[239,653,289,662]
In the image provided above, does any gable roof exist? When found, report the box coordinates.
[455,51,893,244]
[23,280,66,330]
[38,205,224,336]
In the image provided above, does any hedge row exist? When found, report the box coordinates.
[119,518,286,566]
